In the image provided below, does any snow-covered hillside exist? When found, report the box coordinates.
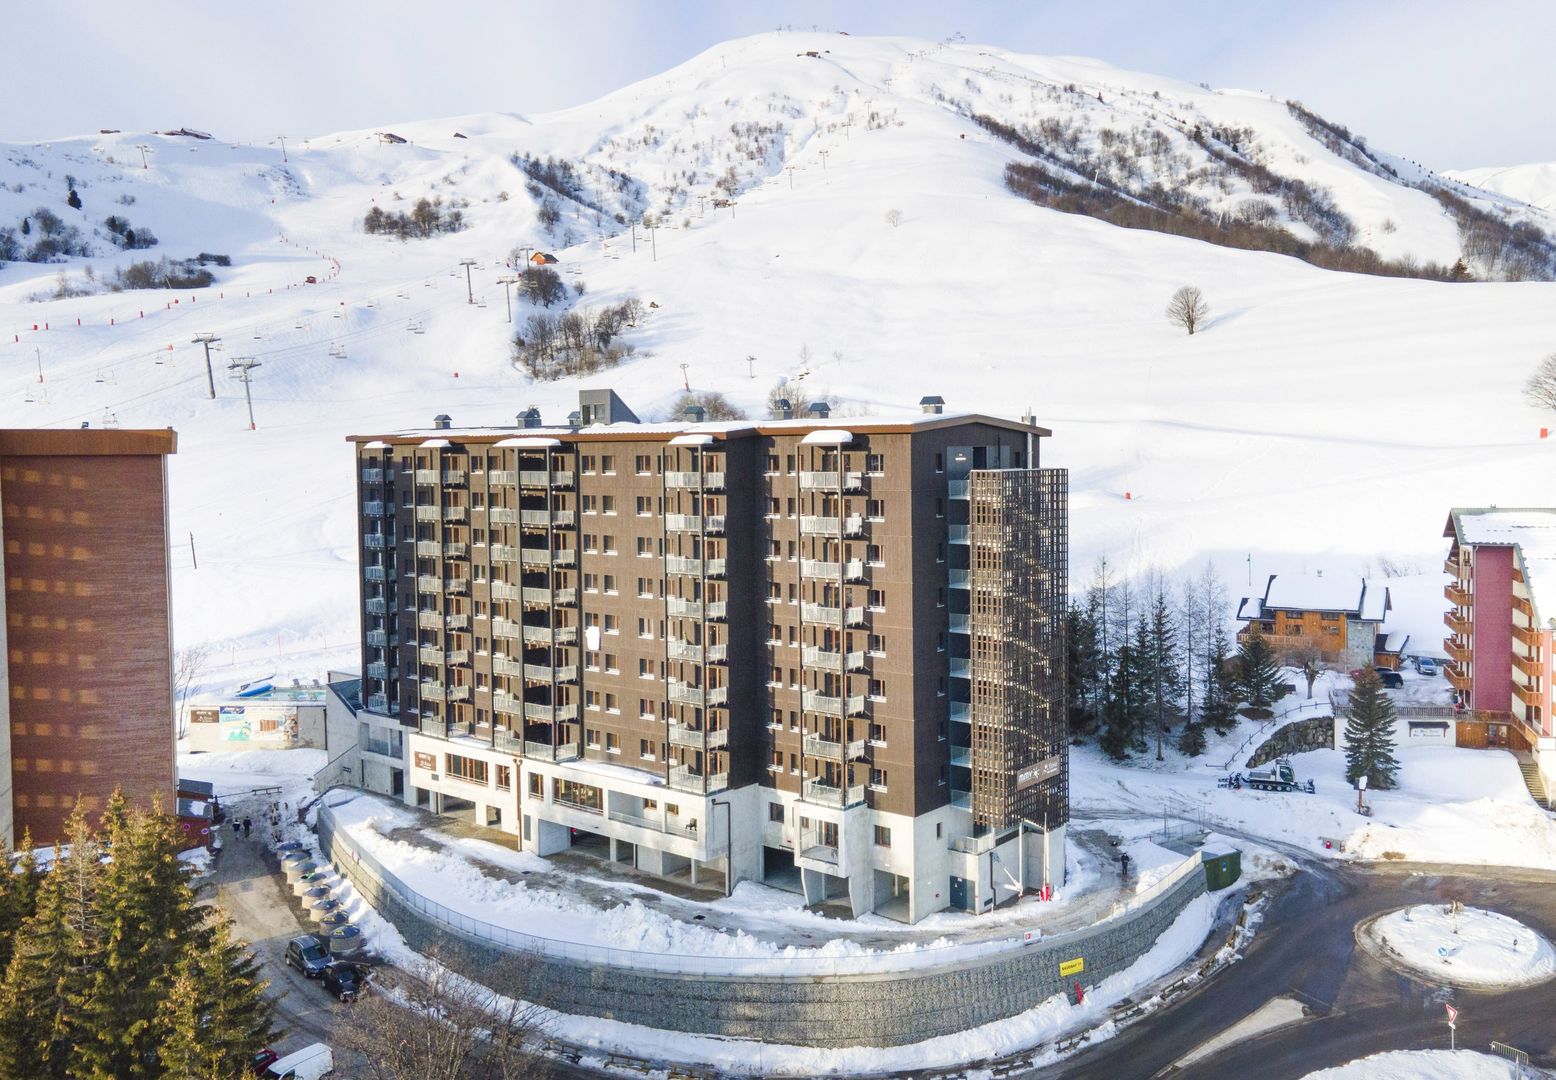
[1,31,1554,677]
[1448,161,1556,212]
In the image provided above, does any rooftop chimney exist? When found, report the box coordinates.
[684,404,707,423]
[519,407,542,429]
[433,414,452,430]
[919,395,945,415]
[808,401,830,419]
[774,398,793,420]
[566,410,581,429]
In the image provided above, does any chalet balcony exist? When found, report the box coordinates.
[1445,584,1471,608]
[1443,555,1460,577]
[1445,664,1471,691]
[1444,611,1470,636]
[1513,652,1542,679]
[1514,681,1545,708]
[1513,622,1543,648]
[1445,638,1471,664]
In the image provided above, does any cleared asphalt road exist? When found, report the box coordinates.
[1045,861,1556,1079]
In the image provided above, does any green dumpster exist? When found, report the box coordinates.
[1202,849,1241,891]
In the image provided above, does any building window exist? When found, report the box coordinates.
[868,633,886,656]
[640,739,655,760]
[585,727,601,748]
[636,496,653,516]
[934,452,944,472]
[528,773,543,799]
[868,722,887,745]
[605,691,619,712]
[600,455,615,475]
[639,658,655,679]
[869,678,886,701]
[604,614,619,634]
[585,692,601,712]
[638,577,655,598]
[766,454,780,474]
[603,574,618,595]
[445,754,488,785]
[868,588,886,610]
[638,617,653,639]
[869,767,887,791]
[866,453,884,474]
[603,535,618,554]
[602,495,617,515]
[495,765,512,790]
[635,455,652,475]
[874,825,891,847]
[637,536,654,557]
[581,495,598,514]
[605,731,620,753]
[769,802,785,822]
[581,455,597,474]
[867,499,885,520]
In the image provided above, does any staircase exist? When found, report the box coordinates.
[1515,754,1554,811]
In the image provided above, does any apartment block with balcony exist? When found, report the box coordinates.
[349,391,1067,922]
[1442,509,1556,794]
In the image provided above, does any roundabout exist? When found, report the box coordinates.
[1356,903,1556,990]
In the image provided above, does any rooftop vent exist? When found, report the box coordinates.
[566,410,581,429]
[774,398,793,421]
[684,404,707,423]
[808,401,831,420]
[919,395,945,415]
[433,414,452,430]
[519,407,543,429]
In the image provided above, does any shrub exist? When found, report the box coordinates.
[519,265,566,307]
[664,391,747,422]
[363,197,465,239]
[512,297,642,381]
[111,257,216,291]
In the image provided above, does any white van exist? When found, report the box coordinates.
[265,1043,334,1080]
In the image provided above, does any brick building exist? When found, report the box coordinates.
[1442,508,1556,795]
[350,392,1068,921]
[0,428,178,846]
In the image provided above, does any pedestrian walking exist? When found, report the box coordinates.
[242,817,252,838]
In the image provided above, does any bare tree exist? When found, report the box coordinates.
[173,644,210,738]
[1523,352,1556,412]
[663,390,746,421]
[337,945,550,1080]
[1281,641,1325,699]
[1165,285,1208,335]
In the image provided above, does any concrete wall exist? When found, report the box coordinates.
[319,805,1212,1048]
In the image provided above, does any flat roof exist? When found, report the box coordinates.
[0,428,177,456]
[1447,507,1556,627]
[347,410,1051,446]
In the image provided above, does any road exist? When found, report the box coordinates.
[205,824,352,1062]
[1043,861,1556,1079]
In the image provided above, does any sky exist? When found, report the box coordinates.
[3,1,1551,171]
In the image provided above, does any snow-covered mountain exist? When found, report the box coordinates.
[1447,161,1556,213]
[1,31,1553,681]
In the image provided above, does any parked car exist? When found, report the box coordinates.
[321,961,368,1003]
[262,1043,333,1079]
[284,935,330,979]
[1415,657,1440,676]
[250,1048,279,1075]
[1375,668,1404,689]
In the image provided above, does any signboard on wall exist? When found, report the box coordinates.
[413,751,436,771]
[1058,957,1085,978]
[219,706,251,741]
[1016,756,1063,792]
[219,705,299,743]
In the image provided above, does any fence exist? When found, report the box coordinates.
[318,798,1207,979]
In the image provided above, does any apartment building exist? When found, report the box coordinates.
[0,428,178,846]
[350,391,1067,922]
[1442,508,1556,792]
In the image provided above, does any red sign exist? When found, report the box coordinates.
[1445,1004,1458,1024]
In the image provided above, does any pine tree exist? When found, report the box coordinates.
[66,189,82,211]
[0,807,104,1079]
[1146,585,1186,760]
[20,218,30,236]
[1344,669,1400,790]
[0,835,41,973]
[1235,627,1283,713]
[1201,621,1240,735]
[73,803,206,1079]
[155,916,277,1080]
[1176,721,1207,756]
[1064,602,1103,739]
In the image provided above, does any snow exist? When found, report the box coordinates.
[1449,161,1556,212]
[1303,1050,1521,1080]
[0,31,1552,679]
[1260,573,1368,615]
[1072,742,1556,870]
[1362,904,1556,988]
[1450,507,1556,623]
[176,746,324,807]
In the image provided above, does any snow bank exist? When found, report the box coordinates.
[1303,1050,1520,1080]
[1364,905,1556,989]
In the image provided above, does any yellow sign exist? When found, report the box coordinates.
[1059,957,1085,978]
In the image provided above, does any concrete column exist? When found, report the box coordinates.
[531,815,569,856]
[636,844,669,875]
[800,866,827,907]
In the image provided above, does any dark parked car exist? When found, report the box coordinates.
[321,961,369,1002]
[249,1048,279,1075]
[284,935,330,978]
[1375,668,1404,689]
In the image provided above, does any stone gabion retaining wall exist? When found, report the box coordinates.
[318,809,1211,1048]
[1247,715,1335,768]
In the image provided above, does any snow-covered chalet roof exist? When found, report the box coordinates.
[1237,573,1389,624]
[1447,507,1556,628]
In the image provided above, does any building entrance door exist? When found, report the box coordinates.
[949,875,971,911]
[1488,724,1509,748]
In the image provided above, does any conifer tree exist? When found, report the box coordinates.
[0,836,40,973]
[1344,668,1400,790]
[1176,720,1208,756]
[1145,585,1186,760]
[72,803,206,1079]
[1064,602,1103,739]
[0,806,103,1079]
[155,916,276,1080]
[1235,626,1283,712]
[1201,621,1239,735]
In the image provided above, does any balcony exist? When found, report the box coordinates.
[668,765,728,795]
[362,500,386,517]
[524,740,580,763]
[1446,664,1471,691]
[445,612,470,631]
[517,623,577,645]
[800,514,865,537]
[443,543,468,560]
[801,778,866,807]
[667,639,703,663]
[665,471,725,490]
[1445,639,1471,664]
[798,471,865,492]
[417,574,441,593]
[949,657,971,679]
[414,469,440,485]
[1513,622,1543,648]
[521,509,570,528]
[1445,584,1471,608]
[948,479,969,499]
[441,471,467,486]
[668,724,729,750]
[664,514,703,532]
[803,690,867,717]
[365,598,388,615]
[442,506,468,524]
[420,681,446,702]
[799,602,867,627]
[666,597,727,620]
[802,733,867,760]
[488,470,516,486]
[668,682,729,707]
[415,506,441,522]
[492,692,522,718]
[800,557,869,581]
[525,701,580,723]
[492,618,524,640]
[1444,611,1470,636]
[445,577,469,595]
[949,613,971,635]
[607,809,701,840]
[950,700,971,723]
[1514,682,1545,708]
[366,693,388,713]
[949,569,970,589]
[949,525,970,544]
[1513,652,1542,679]
[365,534,389,550]
[364,565,387,582]
[802,646,864,672]
[418,645,443,665]
[524,663,578,683]
[551,471,575,488]
[366,629,397,648]
[448,685,472,703]
[666,555,727,578]
[492,656,525,677]
[361,467,385,483]
[487,507,518,525]
[416,611,444,630]
[518,470,550,488]
[416,540,441,557]
[366,661,388,679]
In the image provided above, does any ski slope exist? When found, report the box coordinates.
[1,32,1554,679]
